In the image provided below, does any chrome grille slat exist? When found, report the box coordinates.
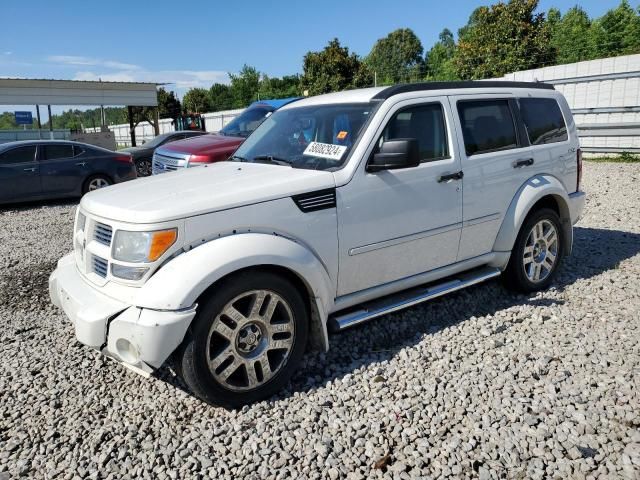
[93,223,113,246]
[92,255,108,278]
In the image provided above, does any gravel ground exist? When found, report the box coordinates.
[0,162,639,480]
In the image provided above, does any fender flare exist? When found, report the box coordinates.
[134,233,335,350]
[493,174,573,256]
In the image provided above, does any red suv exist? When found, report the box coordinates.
[151,98,299,174]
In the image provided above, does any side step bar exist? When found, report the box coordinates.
[328,267,501,332]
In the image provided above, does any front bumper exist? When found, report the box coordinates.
[49,253,196,374]
[568,191,586,225]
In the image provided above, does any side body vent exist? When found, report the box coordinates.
[292,188,337,212]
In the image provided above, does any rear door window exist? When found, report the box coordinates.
[42,144,74,160]
[0,146,37,164]
[457,100,518,156]
[519,98,568,145]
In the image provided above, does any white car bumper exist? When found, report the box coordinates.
[49,253,196,374]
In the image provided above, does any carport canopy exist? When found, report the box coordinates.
[0,78,160,146]
[0,78,158,106]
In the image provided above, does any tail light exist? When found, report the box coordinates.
[576,148,582,192]
[115,154,133,164]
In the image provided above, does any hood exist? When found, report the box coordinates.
[81,162,336,224]
[158,133,243,156]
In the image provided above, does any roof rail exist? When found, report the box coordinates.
[372,81,554,100]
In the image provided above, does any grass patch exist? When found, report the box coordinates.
[585,152,640,163]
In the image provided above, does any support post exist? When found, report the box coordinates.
[47,105,53,139]
[100,105,106,127]
[36,105,42,139]
[127,106,136,147]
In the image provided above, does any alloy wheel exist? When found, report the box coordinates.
[206,290,295,392]
[523,219,559,283]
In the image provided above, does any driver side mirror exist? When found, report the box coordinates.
[367,139,420,173]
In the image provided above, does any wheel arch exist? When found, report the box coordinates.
[493,175,573,257]
[135,233,334,351]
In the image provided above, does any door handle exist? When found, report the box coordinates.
[438,171,464,183]
[513,158,534,168]
[23,167,36,172]
[75,162,87,167]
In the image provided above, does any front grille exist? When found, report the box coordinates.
[92,255,108,278]
[152,152,187,175]
[94,222,113,246]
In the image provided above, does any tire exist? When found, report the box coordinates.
[135,158,152,177]
[503,208,564,293]
[176,271,309,408]
[82,175,112,194]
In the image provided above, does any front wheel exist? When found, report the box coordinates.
[503,208,564,293]
[82,174,112,194]
[176,271,308,408]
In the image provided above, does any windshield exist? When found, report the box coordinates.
[220,106,274,138]
[231,103,374,171]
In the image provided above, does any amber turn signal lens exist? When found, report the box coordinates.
[148,229,177,261]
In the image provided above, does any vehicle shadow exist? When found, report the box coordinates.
[155,226,640,406]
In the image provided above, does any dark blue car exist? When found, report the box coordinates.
[0,140,137,205]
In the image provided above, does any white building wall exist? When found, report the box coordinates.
[500,54,640,154]
[87,108,243,147]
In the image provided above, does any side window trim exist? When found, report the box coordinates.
[368,100,451,166]
[509,98,530,148]
[456,97,522,157]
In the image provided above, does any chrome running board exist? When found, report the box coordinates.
[329,267,501,332]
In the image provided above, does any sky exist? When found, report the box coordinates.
[0,0,630,117]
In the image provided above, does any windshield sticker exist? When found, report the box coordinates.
[303,142,348,161]
[336,131,348,140]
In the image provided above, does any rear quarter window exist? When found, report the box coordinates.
[518,98,568,145]
[457,100,518,156]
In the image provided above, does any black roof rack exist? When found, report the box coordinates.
[372,81,554,100]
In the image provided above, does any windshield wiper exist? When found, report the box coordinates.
[230,154,249,162]
[252,155,293,167]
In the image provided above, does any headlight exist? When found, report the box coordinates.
[112,229,177,263]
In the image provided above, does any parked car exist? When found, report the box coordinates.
[121,130,207,177]
[151,97,299,174]
[50,81,585,407]
[0,140,136,205]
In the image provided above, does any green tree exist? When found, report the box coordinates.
[0,112,18,129]
[548,6,595,64]
[425,29,459,80]
[366,28,424,84]
[301,38,372,95]
[183,88,212,113]
[157,87,182,119]
[453,0,555,79]
[229,65,261,108]
[258,74,301,100]
[590,0,640,57]
[209,83,234,111]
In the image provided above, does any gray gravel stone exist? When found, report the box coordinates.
[0,162,639,479]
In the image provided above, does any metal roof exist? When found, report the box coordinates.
[0,78,159,106]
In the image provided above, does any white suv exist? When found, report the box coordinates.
[49,81,585,407]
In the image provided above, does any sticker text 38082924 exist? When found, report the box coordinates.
[303,142,348,161]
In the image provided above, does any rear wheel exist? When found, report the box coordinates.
[503,208,563,292]
[135,158,152,177]
[82,175,112,194]
[177,271,308,408]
